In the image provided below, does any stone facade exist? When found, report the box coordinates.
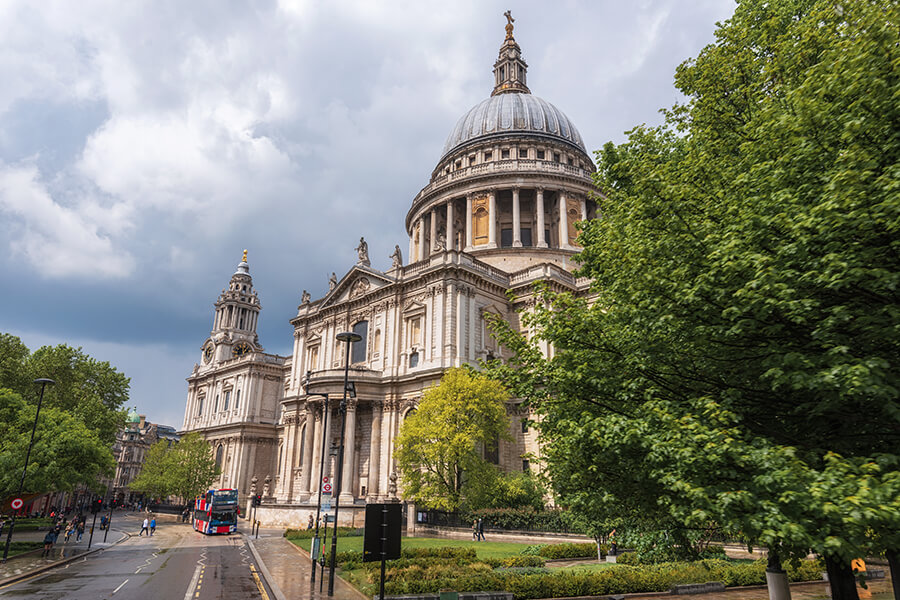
[181,19,595,527]
[108,411,179,504]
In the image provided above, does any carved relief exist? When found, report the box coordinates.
[349,277,371,299]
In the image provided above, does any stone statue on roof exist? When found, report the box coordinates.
[390,245,403,269]
[356,237,370,267]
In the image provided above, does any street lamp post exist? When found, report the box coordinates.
[303,370,329,585]
[327,331,361,596]
[2,378,55,563]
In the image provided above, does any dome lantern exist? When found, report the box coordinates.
[492,11,530,96]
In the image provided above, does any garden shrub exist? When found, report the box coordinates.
[538,542,599,559]
[285,526,361,539]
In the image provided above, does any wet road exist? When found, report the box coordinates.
[0,516,272,600]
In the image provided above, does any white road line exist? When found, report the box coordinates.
[183,565,202,600]
[135,567,142,573]
[112,579,129,594]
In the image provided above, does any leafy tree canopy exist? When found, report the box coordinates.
[486,0,899,596]
[395,368,511,512]
[130,433,219,504]
[0,388,115,499]
[0,333,130,444]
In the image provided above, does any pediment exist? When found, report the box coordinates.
[320,266,396,308]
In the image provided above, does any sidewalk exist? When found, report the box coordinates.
[0,522,129,586]
[246,527,364,600]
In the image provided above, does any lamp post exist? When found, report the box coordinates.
[303,370,330,585]
[327,331,361,596]
[2,377,55,563]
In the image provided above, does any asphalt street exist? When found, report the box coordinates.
[0,515,274,600]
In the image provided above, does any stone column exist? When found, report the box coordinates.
[300,408,315,497]
[367,401,383,500]
[488,190,497,248]
[512,187,522,247]
[418,217,427,261]
[339,400,357,503]
[580,197,588,221]
[310,403,326,488]
[536,188,547,248]
[465,194,473,251]
[446,201,455,252]
[429,209,437,254]
[408,230,415,265]
[558,191,569,249]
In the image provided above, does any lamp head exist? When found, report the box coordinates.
[33,378,55,386]
[336,331,362,343]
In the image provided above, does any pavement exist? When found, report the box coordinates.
[0,516,893,600]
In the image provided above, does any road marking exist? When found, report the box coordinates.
[250,564,270,600]
[135,567,142,573]
[183,565,202,600]
[112,579,129,594]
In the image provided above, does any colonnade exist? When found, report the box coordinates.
[409,187,589,262]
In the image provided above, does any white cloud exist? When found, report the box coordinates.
[0,162,134,278]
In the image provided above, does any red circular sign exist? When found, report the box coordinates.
[10,498,23,510]
[322,483,332,494]
[322,476,329,484]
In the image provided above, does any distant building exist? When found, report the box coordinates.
[109,410,180,504]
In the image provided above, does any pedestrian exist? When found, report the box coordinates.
[139,517,149,536]
[477,518,485,541]
[64,521,74,543]
[609,529,617,556]
[100,515,107,530]
[472,519,478,541]
[41,529,56,557]
[149,517,156,536]
[307,515,314,530]
[76,520,85,542]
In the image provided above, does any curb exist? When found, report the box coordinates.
[244,535,288,600]
[0,528,131,589]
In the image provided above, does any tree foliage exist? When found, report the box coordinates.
[0,333,130,444]
[395,368,511,511]
[130,433,219,503]
[0,388,115,499]
[486,0,899,596]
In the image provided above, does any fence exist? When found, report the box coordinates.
[414,509,581,535]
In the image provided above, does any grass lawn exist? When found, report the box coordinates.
[290,535,533,560]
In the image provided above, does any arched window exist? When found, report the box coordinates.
[215,445,224,469]
[373,329,382,357]
[198,397,204,416]
[351,320,368,364]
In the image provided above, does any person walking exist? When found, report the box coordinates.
[64,521,74,543]
[139,517,149,536]
[76,520,85,542]
[307,515,314,530]
[41,528,57,557]
[476,518,485,541]
[472,519,478,541]
[149,517,156,536]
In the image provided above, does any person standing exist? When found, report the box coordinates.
[64,521,74,543]
[307,515,314,530]
[139,517,149,536]
[149,517,156,536]
[477,518,485,541]
[76,520,85,542]
[472,519,478,541]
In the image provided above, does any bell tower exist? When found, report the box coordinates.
[202,250,263,365]
[492,11,530,96]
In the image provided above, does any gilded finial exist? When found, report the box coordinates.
[504,10,515,40]
[242,249,248,263]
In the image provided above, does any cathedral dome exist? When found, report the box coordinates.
[441,93,586,158]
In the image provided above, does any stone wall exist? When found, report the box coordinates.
[256,503,367,529]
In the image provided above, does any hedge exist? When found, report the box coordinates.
[377,557,825,600]
[537,542,605,559]
[284,526,362,539]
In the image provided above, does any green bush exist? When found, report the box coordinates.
[490,555,546,568]
[520,544,545,556]
[538,542,600,559]
[284,526,361,539]
[461,508,578,532]
[617,552,639,565]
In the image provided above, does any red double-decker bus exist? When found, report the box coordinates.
[193,489,239,535]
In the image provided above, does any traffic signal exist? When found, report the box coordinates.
[252,494,261,507]
[92,498,103,514]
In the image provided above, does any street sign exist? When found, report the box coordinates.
[322,500,331,511]
[10,498,23,510]
[322,482,332,494]
[322,476,329,484]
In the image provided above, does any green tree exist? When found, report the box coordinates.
[395,368,511,511]
[0,334,130,445]
[130,433,219,504]
[463,470,545,512]
[487,1,899,597]
[0,388,115,499]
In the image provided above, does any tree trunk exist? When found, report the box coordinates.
[824,554,860,600]
[766,549,792,600]
[886,550,899,600]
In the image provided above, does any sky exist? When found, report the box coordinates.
[0,0,737,428]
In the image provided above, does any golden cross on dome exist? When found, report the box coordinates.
[504,10,515,39]
[242,249,248,263]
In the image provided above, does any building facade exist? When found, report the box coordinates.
[181,18,596,526]
[109,410,180,505]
